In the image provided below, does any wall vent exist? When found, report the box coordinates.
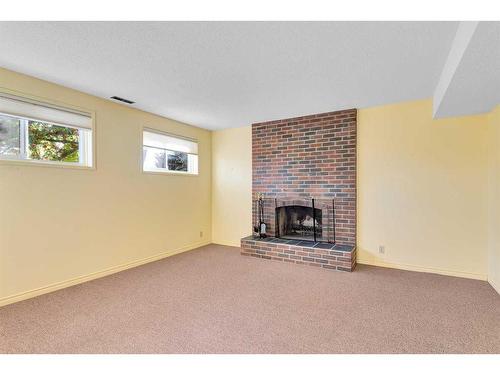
[110,96,135,104]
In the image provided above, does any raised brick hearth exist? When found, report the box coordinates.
[241,236,356,272]
[241,108,357,272]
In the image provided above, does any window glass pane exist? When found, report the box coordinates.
[28,121,80,162]
[79,128,93,167]
[167,151,188,172]
[0,114,21,157]
[143,146,166,170]
[188,154,199,174]
[142,130,198,174]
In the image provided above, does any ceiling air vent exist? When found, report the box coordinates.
[110,96,135,104]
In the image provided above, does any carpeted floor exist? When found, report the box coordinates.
[1,244,499,354]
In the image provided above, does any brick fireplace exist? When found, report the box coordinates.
[241,108,357,272]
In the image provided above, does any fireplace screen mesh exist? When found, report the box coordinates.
[253,197,335,243]
[276,205,322,241]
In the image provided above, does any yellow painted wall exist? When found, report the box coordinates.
[357,99,489,280]
[0,67,212,305]
[488,105,500,292]
[211,126,252,246]
[2,66,496,306]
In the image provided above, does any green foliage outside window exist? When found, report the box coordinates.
[167,151,188,171]
[28,121,79,162]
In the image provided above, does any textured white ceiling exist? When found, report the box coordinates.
[434,21,500,118]
[0,22,459,130]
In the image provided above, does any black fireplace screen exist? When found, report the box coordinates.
[253,197,335,243]
[276,205,322,241]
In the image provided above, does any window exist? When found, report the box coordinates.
[142,129,198,174]
[0,93,93,167]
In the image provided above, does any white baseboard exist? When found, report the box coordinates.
[0,240,211,308]
[212,241,241,248]
[357,258,488,281]
[488,277,500,295]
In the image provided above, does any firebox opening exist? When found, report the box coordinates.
[276,205,322,241]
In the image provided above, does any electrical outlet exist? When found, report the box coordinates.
[200,231,203,238]
[378,245,385,254]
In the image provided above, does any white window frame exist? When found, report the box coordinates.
[0,89,95,170]
[141,127,199,176]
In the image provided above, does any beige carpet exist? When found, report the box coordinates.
[0,244,499,353]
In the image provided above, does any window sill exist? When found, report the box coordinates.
[142,169,198,177]
[0,158,95,170]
